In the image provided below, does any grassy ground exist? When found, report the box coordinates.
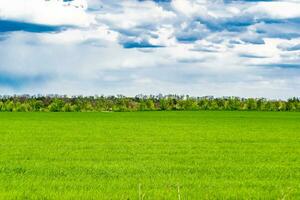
[0,112,299,199]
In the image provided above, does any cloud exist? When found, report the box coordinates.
[0,0,300,98]
[278,43,300,51]
[245,2,300,19]
[0,0,94,27]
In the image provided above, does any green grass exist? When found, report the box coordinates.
[0,112,299,199]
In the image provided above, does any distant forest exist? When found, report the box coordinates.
[0,95,299,112]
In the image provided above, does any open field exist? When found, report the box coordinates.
[0,112,299,199]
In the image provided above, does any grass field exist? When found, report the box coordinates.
[0,112,299,199]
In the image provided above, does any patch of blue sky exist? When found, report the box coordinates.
[258,63,300,69]
[122,41,164,49]
[0,20,65,33]
[0,73,50,89]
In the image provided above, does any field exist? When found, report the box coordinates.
[0,112,299,199]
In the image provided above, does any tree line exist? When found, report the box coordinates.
[0,95,299,112]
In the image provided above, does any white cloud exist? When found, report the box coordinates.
[0,0,94,26]
[96,1,175,30]
[246,2,300,19]
[0,0,300,98]
[38,25,119,44]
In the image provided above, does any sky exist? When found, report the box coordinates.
[0,0,300,98]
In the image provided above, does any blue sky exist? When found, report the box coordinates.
[0,0,300,98]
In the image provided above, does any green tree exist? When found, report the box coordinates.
[48,99,64,112]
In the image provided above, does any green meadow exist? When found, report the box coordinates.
[0,112,299,199]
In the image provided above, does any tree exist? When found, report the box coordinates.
[48,99,64,112]
[0,95,298,112]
